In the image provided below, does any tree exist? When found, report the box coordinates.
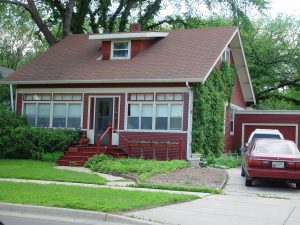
[243,16,300,107]
[0,0,269,46]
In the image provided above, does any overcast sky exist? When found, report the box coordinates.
[269,0,299,17]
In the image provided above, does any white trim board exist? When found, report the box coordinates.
[241,123,298,146]
[236,110,300,115]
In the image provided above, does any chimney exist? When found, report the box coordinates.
[130,23,141,32]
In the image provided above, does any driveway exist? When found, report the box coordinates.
[125,167,300,225]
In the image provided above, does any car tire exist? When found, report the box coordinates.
[245,174,253,187]
[241,165,245,177]
[296,183,300,189]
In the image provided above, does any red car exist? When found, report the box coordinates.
[241,139,300,189]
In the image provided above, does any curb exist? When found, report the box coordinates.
[220,170,229,189]
[0,203,160,225]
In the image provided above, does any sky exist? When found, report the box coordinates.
[159,0,300,19]
[269,0,300,17]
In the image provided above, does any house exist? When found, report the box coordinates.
[1,25,256,163]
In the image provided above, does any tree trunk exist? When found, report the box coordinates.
[63,0,75,38]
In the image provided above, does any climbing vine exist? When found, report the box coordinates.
[192,63,236,157]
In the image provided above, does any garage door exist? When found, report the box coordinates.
[242,124,298,146]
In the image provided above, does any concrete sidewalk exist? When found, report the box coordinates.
[125,168,300,225]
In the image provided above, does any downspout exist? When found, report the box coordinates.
[10,84,14,112]
[185,81,193,159]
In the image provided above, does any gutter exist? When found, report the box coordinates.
[186,81,193,159]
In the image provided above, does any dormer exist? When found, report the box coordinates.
[89,24,169,60]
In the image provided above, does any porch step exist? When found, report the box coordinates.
[56,146,129,167]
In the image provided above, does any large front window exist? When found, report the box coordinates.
[127,93,183,131]
[23,93,82,129]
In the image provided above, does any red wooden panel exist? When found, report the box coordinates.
[243,125,296,145]
[231,75,246,108]
[102,41,111,60]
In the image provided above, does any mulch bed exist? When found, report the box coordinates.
[142,167,227,189]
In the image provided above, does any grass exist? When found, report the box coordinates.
[0,160,106,185]
[204,154,241,168]
[130,184,222,194]
[86,154,189,181]
[0,182,198,212]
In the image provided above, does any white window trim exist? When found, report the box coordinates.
[126,101,184,132]
[221,47,230,63]
[110,40,131,60]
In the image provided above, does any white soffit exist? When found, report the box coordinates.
[89,32,169,40]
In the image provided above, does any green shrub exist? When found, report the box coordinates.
[41,152,64,162]
[203,153,241,168]
[86,155,189,181]
[0,108,80,159]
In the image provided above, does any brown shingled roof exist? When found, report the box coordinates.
[2,26,238,84]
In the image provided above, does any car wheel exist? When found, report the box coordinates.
[245,174,253,187]
[296,183,300,189]
[241,165,245,177]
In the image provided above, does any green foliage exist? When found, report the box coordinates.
[86,155,189,181]
[0,182,197,212]
[192,63,236,156]
[0,160,106,185]
[204,154,241,168]
[0,107,79,159]
[131,183,222,194]
[41,151,64,162]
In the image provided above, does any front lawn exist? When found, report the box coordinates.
[85,155,189,181]
[0,160,106,185]
[0,182,198,212]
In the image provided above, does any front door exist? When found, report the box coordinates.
[94,98,113,144]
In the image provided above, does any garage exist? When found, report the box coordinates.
[234,110,300,149]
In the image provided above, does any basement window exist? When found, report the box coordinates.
[111,41,131,60]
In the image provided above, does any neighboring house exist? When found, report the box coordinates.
[0,65,14,78]
[1,25,256,159]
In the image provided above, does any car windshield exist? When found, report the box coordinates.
[253,140,300,156]
[251,134,281,142]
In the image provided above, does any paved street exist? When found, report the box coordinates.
[126,167,300,225]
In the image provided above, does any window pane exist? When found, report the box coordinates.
[113,50,128,58]
[24,95,33,101]
[128,117,139,129]
[171,104,183,117]
[170,117,182,130]
[68,104,81,128]
[141,105,153,130]
[141,105,153,117]
[130,94,136,101]
[33,94,41,101]
[174,94,183,101]
[156,118,168,130]
[156,104,168,116]
[128,104,139,117]
[41,94,51,101]
[37,104,50,127]
[166,94,173,100]
[24,103,36,126]
[137,94,144,101]
[114,42,128,49]
[157,94,165,101]
[54,95,63,101]
[72,94,82,101]
[53,103,66,127]
[145,94,153,101]
[63,95,72,101]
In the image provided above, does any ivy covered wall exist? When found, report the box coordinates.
[192,63,236,156]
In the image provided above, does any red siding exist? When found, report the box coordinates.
[102,41,111,60]
[16,93,22,114]
[231,75,246,108]
[223,107,233,152]
[234,113,300,149]
[131,40,154,58]
[118,131,187,160]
